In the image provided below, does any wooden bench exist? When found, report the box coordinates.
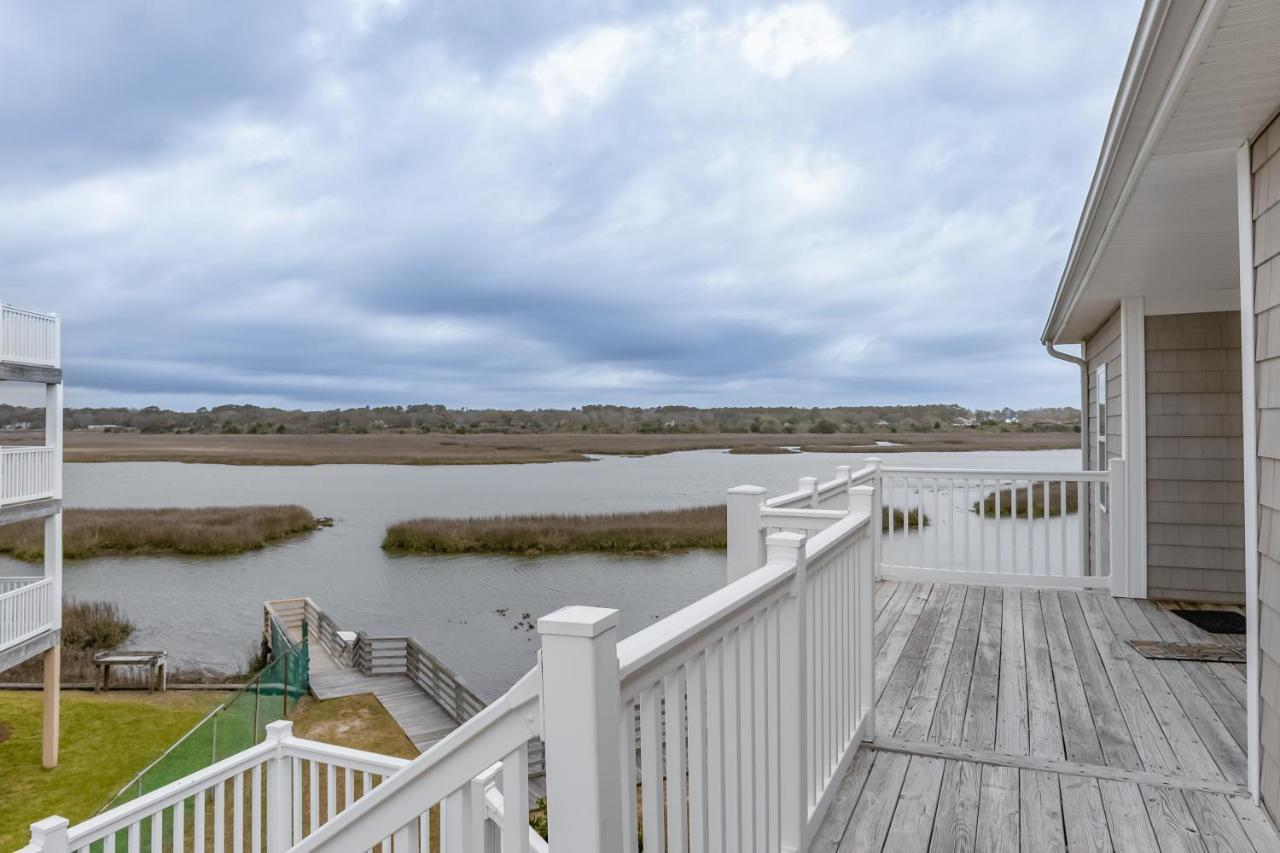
[93,651,167,692]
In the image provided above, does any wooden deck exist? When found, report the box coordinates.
[815,580,1280,852]
[301,629,460,752]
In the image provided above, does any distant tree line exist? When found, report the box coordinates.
[0,402,1080,436]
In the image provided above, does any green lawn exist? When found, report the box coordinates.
[0,690,225,851]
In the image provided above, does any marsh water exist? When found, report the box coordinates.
[3,448,1077,697]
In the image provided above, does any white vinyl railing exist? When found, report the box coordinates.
[2,446,57,506]
[0,305,59,368]
[0,576,55,651]
[615,511,874,852]
[21,720,544,853]
[735,457,1129,595]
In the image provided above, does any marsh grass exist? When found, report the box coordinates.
[972,481,1079,518]
[882,506,930,531]
[384,506,727,556]
[0,506,322,562]
[387,502,933,556]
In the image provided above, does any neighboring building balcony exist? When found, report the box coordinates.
[0,304,59,369]
[0,576,56,655]
[0,446,58,507]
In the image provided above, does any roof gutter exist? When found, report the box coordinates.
[1042,0,1227,345]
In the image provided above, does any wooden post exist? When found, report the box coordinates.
[537,606,623,853]
[28,816,69,853]
[772,532,808,853]
[265,720,293,853]
[1108,458,1132,597]
[42,645,59,768]
[799,476,819,508]
[726,485,767,583]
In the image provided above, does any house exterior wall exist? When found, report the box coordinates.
[1252,119,1280,819]
[1144,311,1245,602]
[1085,309,1123,578]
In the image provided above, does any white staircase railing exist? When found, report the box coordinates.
[21,720,544,853]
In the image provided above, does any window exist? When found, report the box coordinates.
[1096,363,1107,511]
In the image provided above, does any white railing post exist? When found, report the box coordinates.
[443,778,484,853]
[848,485,873,517]
[866,458,883,579]
[29,816,69,853]
[726,485,767,583]
[265,720,293,853]
[537,606,623,853]
[771,531,808,853]
[1108,459,1133,598]
[799,476,819,508]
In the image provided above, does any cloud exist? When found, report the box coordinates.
[0,0,1140,409]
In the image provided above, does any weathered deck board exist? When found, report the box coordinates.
[309,648,458,751]
[816,581,1279,852]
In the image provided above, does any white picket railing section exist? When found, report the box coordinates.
[0,576,55,651]
[2,446,57,506]
[878,465,1111,588]
[0,305,60,368]
[616,511,874,853]
[20,720,544,853]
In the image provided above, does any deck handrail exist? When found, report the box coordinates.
[0,577,55,652]
[288,667,542,851]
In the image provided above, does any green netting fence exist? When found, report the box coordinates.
[97,618,309,840]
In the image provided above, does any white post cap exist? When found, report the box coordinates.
[537,606,619,638]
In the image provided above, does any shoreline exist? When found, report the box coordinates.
[6,430,1080,467]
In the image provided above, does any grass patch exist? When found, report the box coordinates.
[882,506,930,531]
[727,445,797,455]
[384,506,727,556]
[0,690,226,851]
[972,481,1079,518]
[0,506,326,562]
[289,694,418,760]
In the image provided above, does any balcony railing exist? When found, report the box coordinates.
[0,305,59,369]
[23,458,1132,853]
[1,446,57,506]
[0,577,55,651]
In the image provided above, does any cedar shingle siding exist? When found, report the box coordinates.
[1085,309,1122,578]
[1145,311,1245,602]
[1253,118,1280,821]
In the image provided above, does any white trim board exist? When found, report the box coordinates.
[1143,288,1240,316]
[1235,143,1261,804]
[1119,296,1148,599]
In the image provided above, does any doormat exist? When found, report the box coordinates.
[1171,609,1246,634]
[1128,640,1245,663]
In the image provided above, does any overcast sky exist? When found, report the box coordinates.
[2,0,1140,411]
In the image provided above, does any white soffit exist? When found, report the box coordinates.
[1054,0,1280,342]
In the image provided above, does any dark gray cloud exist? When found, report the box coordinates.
[0,0,1141,409]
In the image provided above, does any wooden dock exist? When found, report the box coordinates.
[814,580,1276,852]
[307,643,460,752]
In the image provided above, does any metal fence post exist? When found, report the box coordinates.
[726,485,767,583]
[537,606,623,853]
[773,532,808,852]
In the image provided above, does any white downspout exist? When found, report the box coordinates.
[1045,342,1091,579]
